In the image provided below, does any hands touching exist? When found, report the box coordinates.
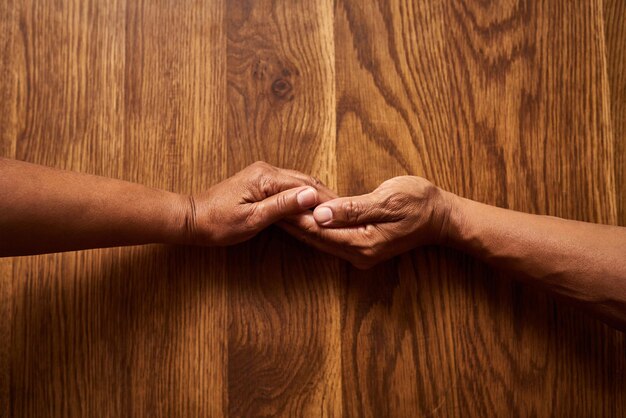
[4,157,625,327]
[188,167,447,269]
[185,161,337,246]
[279,176,450,269]
[0,158,461,267]
[182,163,447,269]
[0,157,437,260]
[0,159,337,256]
[185,166,626,330]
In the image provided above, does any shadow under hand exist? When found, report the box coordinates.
[225,227,342,417]
[9,244,227,418]
[337,244,626,416]
[7,234,625,417]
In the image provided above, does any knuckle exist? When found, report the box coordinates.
[302,222,322,239]
[361,225,377,241]
[383,191,409,211]
[249,166,265,181]
[258,174,276,196]
[342,200,363,223]
[307,176,322,186]
[249,161,273,180]
[359,246,377,259]
[422,182,440,204]
[275,193,290,212]
[251,160,270,170]
[244,206,263,229]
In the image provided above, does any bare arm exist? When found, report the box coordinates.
[280,176,626,330]
[445,193,626,329]
[0,158,189,255]
[0,159,328,257]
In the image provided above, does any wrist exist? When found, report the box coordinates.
[161,192,197,245]
[439,191,495,253]
[436,189,467,248]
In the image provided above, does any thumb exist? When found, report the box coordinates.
[250,186,319,230]
[313,193,388,227]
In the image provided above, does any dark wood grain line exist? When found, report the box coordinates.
[0,0,18,159]
[604,0,626,226]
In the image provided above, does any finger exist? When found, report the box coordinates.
[313,193,397,227]
[278,220,339,255]
[279,213,379,268]
[249,186,319,230]
[276,167,339,202]
[280,212,384,267]
[277,214,357,261]
[245,163,336,203]
[281,212,361,247]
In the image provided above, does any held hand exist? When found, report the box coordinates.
[186,161,337,246]
[280,176,451,269]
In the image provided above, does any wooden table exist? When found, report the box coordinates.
[1,0,625,416]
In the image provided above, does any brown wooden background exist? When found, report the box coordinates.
[1,0,625,416]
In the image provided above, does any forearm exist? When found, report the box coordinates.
[0,158,189,256]
[443,192,626,329]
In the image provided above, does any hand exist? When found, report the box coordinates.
[279,176,451,269]
[186,161,336,246]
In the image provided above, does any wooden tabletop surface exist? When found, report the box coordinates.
[1,0,625,416]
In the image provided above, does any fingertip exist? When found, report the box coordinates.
[313,206,333,225]
[296,187,318,208]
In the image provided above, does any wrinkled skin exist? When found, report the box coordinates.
[279,176,450,269]
[189,161,337,246]
[2,156,626,330]
[0,159,338,256]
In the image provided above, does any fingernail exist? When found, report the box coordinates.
[297,188,317,208]
[314,207,333,224]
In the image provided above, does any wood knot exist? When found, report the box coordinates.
[271,78,293,99]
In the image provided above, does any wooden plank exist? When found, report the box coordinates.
[0,0,18,415]
[335,0,625,416]
[443,1,623,416]
[8,1,129,415]
[0,0,18,159]
[123,1,227,415]
[334,2,463,416]
[604,0,626,225]
[225,0,341,416]
[8,0,228,416]
[0,255,11,418]
[2,0,624,415]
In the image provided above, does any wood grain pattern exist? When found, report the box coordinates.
[604,0,626,225]
[3,0,227,416]
[1,0,624,417]
[335,0,624,416]
[0,1,17,415]
[225,0,341,415]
